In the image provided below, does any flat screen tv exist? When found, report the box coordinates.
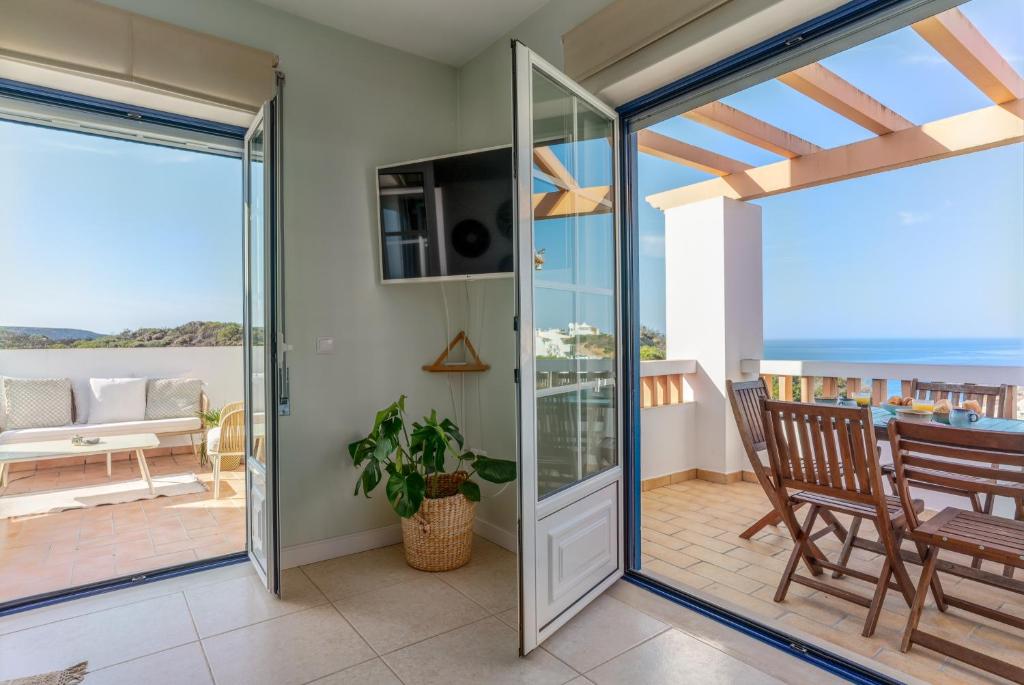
[376,146,513,283]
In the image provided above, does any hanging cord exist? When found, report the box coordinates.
[474,281,485,451]
[440,282,459,423]
[462,280,468,443]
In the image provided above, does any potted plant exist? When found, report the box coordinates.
[348,396,516,571]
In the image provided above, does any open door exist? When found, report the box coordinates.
[513,42,623,654]
[243,88,284,595]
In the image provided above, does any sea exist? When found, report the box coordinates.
[763,338,1024,368]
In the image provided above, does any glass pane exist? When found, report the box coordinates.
[578,293,615,380]
[581,385,616,479]
[537,392,580,496]
[531,67,617,500]
[534,216,575,284]
[535,287,576,390]
[247,125,266,465]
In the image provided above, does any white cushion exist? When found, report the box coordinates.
[88,378,147,425]
[206,426,222,452]
[0,416,202,445]
[70,380,91,424]
[1,377,73,429]
[146,378,202,420]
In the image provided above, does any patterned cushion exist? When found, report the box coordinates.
[2,377,73,429]
[145,378,202,420]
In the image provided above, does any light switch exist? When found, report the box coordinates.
[316,336,335,354]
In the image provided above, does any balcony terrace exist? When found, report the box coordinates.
[639,358,1024,684]
[0,347,247,604]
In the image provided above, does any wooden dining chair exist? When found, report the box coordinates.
[909,379,1012,418]
[888,380,1016,562]
[727,379,785,539]
[763,400,918,637]
[889,420,1024,683]
[727,380,848,544]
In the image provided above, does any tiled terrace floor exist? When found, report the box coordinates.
[0,453,245,604]
[641,480,1024,685]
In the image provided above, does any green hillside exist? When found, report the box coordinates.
[0,322,242,349]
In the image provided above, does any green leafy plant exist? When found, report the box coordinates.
[348,396,516,518]
[197,407,224,467]
[199,407,222,427]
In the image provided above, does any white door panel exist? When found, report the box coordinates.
[537,481,619,627]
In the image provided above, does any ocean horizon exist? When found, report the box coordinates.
[764,337,1024,367]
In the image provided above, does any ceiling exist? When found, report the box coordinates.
[252,0,552,66]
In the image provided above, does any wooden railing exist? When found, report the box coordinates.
[743,360,1023,419]
[640,359,696,409]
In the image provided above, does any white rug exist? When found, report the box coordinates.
[0,473,208,519]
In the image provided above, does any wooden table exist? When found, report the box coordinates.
[871,406,1024,441]
[0,433,161,494]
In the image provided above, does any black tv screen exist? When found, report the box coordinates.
[377,147,513,282]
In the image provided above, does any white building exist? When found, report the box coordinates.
[535,328,572,357]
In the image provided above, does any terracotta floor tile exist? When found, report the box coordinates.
[671,528,736,554]
[688,562,763,594]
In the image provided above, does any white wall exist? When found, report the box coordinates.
[96,0,461,550]
[665,197,763,475]
[640,402,696,480]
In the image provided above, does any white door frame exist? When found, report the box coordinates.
[513,40,624,655]
[242,87,283,596]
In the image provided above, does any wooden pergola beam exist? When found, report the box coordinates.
[778,63,914,135]
[636,129,751,176]
[912,7,1024,105]
[684,102,822,158]
[533,185,612,218]
[533,146,578,191]
[646,99,1024,210]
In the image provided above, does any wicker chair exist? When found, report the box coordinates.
[208,402,244,499]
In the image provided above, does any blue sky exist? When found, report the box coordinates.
[0,122,241,333]
[637,0,1024,341]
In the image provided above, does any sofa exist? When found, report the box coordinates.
[0,376,208,472]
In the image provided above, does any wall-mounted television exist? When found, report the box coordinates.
[376,146,513,283]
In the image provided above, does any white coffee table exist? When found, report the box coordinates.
[0,433,161,494]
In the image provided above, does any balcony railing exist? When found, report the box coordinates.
[743,359,1024,419]
[639,359,695,408]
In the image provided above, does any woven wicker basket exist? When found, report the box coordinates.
[401,472,476,572]
[219,454,243,470]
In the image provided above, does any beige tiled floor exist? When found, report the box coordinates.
[642,479,1024,685]
[0,536,843,685]
[0,453,245,604]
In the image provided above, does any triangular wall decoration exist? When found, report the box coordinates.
[422,330,490,373]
